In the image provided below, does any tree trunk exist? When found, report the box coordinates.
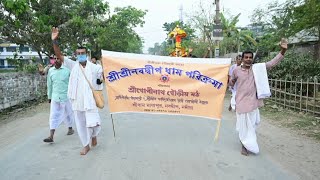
[37,51,43,63]
[316,30,320,60]
[315,28,320,60]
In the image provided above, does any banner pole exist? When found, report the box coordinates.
[111,114,116,139]
[214,120,221,141]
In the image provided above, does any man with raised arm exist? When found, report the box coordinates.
[229,38,288,156]
[52,27,102,155]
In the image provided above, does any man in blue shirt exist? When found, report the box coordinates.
[43,57,75,143]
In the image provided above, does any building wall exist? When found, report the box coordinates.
[0,72,47,111]
[291,42,318,58]
[0,43,48,69]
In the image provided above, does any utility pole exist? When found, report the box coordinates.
[214,0,221,25]
[179,4,183,23]
[212,0,223,57]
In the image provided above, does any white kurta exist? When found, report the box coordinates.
[49,100,74,129]
[92,63,104,91]
[64,58,101,147]
[236,108,261,154]
[229,64,238,111]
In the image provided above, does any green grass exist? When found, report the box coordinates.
[0,69,16,73]
[261,102,320,140]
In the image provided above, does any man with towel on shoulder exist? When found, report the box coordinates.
[229,38,288,156]
[51,27,102,155]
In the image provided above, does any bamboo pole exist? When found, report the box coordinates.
[280,79,282,105]
[300,79,303,112]
[306,78,309,113]
[284,78,287,108]
[294,78,297,110]
[214,120,221,141]
[275,80,278,104]
[313,77,317,116]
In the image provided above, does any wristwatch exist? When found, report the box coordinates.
[52,39,59,45]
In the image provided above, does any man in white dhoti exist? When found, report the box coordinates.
[44,57,75,143]
[229,39,288,156]
[52,27,102,155]
[228,55,242,111]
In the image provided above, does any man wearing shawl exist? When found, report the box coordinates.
[229,39,288,156]
[51,27,102,155]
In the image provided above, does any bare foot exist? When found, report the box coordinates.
[91,137,97,147]
[241,145,249,156]
[80,145,90,155]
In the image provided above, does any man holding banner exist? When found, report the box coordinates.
[229,38,288,156]
[51,27,102,155]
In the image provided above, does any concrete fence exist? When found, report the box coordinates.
[0,72,46,111]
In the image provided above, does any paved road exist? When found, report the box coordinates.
[0,98,318,180]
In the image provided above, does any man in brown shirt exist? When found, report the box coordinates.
[229,38,288,156]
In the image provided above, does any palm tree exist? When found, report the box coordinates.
[220,13,257,54]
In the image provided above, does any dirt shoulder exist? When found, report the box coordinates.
[261,101,320,140]
[258,101,320,179]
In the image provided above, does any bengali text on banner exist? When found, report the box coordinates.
[102,50,231,120]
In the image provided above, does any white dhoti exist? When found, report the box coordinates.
[49,100,74,129]
[230,91,236,111]
[67,61,102,147]
[74,110,101,147]
[236,108,261,154]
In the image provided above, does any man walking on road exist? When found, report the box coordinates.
[228,55,242,111]
[44,57,74,143]
[229,38,288,156]
[90,56,104,91]
[52,27,102,155]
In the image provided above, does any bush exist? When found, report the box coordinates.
[259,51,320,79]
[6,54,38,73]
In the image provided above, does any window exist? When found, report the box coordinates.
[0,59,4,66]
[0,47,3,52]
[19,46,30,52]
[6,47,17,52]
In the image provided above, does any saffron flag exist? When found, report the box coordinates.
[102,50,231,120]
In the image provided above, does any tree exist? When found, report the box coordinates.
[186,0,216,56]
[0,0,146,61]
[94,6,146,55]
[251,0,320,59]
[219,13,257,54]
[290,0,320,59]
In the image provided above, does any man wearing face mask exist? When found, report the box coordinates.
[44,57,75,143]
[51,27,102,155]
[229,38,288,156]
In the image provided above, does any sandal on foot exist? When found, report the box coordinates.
[43,137,54,143]
[67,129,74,135]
